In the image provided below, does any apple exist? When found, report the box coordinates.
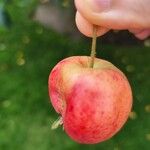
[48,56,132,144]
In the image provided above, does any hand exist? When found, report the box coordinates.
[75,0,150,39]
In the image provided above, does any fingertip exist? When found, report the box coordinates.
[75,12,109,37]
[134,29,150,40]
[75,11,93,37]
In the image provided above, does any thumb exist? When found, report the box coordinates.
[75,11,109,37]
[75,0,112,37]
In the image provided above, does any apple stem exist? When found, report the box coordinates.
[51,116,63,130]
[89,25,98,68]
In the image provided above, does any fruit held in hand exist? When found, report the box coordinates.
[48,56,132,144]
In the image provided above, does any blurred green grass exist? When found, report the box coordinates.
[0,1,150,150]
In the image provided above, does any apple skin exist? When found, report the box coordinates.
[48,56,132,144]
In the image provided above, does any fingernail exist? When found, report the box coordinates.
[87,0,111,12]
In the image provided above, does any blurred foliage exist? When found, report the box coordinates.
[0,0,150,150]
[0,1,11,28]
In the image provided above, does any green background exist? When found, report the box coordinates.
[0,1,150,150]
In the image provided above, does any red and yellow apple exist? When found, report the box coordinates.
[48,56,132,144]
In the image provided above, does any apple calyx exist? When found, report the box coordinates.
[51,116,63,130]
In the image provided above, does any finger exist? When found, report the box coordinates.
[135,29,150,40]
[129,29,143,34]
[75,11,109,37]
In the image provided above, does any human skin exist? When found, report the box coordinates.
[75,0,150,40]
[48,56,132,144]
